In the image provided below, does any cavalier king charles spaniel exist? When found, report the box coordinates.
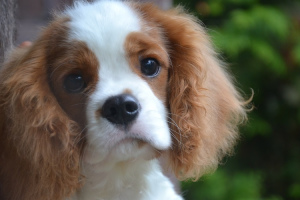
[0,1,247,199]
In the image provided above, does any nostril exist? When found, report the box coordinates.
[101,94,140,126]
[125,101,139,113]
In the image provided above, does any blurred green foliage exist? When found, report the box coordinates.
[174,0,300,199]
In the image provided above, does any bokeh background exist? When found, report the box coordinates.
[174,0,300,200]
[15,0,300,199]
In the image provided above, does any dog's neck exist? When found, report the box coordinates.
[72,158,182,200]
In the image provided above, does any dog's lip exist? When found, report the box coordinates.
[115,126,150,145]
[106,118,171,150]
[116,137,147,147]
[115,131,165,151]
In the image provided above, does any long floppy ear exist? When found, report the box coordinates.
[0,19,81,200]
[139,5,247,180]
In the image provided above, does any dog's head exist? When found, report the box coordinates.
[0,1,246,199]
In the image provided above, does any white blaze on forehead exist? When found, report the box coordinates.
[66,0,140,58]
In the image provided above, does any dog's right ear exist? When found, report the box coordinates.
[0,18,81,200]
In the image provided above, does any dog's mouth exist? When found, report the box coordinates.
[118,122,171,151]
[115,136,147,148]
[116,128,158,149]
[115,135,163,158]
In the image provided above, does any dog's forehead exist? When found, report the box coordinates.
[60,1,168,103]
[66,1,140,60]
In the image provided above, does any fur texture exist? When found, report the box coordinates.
[0,1,247,200]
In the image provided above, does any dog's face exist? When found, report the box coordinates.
[49,1,171,164]
[0,1,246,199]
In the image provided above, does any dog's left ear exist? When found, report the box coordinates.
[138,4,247,180]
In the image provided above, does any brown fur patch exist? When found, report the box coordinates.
[133,3,247,181]
[124,30,169,102]
[0,15,98,200]
[49,41,99,131]
[123,89,133,94]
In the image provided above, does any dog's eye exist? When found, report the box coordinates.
[140,58,161,77]
[64,74,86,93]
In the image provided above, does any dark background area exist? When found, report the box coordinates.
[174,0,300,200]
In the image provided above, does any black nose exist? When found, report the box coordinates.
[101,94,140,126]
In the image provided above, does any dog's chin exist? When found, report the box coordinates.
[83,136,161,166]
[84,116,171,165]
[111,137,161,160]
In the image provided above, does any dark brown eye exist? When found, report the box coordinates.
[140,58,161,77]
[64,74,86,93]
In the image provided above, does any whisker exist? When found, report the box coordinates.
[166,116,185,152]
[166,116,182,132]
[168,126,183,147]
[167,112,190,124]
[74,126,88,145]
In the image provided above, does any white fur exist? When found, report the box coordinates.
[65,1,181,199]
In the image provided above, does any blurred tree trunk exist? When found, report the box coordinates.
[0,0,17,64]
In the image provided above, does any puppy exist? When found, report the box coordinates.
[0,1,246,199]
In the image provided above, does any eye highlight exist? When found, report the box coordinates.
[64,74,86,93]
[140,58,161,77]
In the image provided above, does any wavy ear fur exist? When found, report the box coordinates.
[138,5,247,180]
[0,18,81,200]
